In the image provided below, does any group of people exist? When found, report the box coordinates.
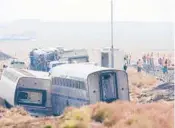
[142,53,154,66]
[139,52,172,74]
[157,56,172,74]
[122,52,173,74]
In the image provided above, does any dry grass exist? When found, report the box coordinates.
[127,68,158,88]
[0,101,174,128]
[127,68,159,102]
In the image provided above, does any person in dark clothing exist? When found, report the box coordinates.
[3,65,7,68]
[123,63,128,71]
[137,59,142,72]
[162,59,168,74]
[142,54,146,64]
[158,57,162,66]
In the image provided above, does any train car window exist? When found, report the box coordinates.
[67,79,70,87]
[55,78,58,85]
[16,89,46,106]
[56,78,59,85]
[63,79,66,87]
[18,92,28,100]
[62,79,64,86]
[76,81,79,89]
[79,81,81,89]
[72,80,75,88]
[72,80,74,88]
[63,78,66,86]
[63,79,65,86]
[51,78,53,84]
[52,77,86,90]
[80,81,86,90]
[65,79,68,87]
[75,80,78,88]
[103,74,110,79]
[59,78,62,86]
[70,79,72,87]
[67,79,71,87]
[57,77,60,85]
[53,78,56,85]
[55,77,58,85]
[69,79,72,88]
[20,62,25,64]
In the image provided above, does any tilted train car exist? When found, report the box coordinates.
[0,68,52,116]
[50,63,130,115]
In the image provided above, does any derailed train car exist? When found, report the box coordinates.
[50,63,130,115]
[29,48,62,72]
[0,68,52,116]
[0,63,130,116]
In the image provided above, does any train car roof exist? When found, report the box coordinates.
[32,47,58,55]
[4,68,50,79]
[92,47,124,52]
[50,63,115,80]
[25,70,50,79]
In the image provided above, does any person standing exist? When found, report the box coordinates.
[126,54,129,64]
[123,63,128,71]
[142,54,146,64]
[123,57,128,71]
[128,54,131,65]
[137,59,142,72]
[146,53,150,65]
[162,59,168,74]
[158,57,162,66]
[167,58,171,67]
[150,52,155,70]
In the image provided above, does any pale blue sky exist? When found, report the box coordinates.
[0,0,174,54]
[0,0,174,22]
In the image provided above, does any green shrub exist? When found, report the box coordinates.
[44,125,52,128]
[60,120,87,128]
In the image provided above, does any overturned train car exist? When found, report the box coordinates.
[0,68,52,116]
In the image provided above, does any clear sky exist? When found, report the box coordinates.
[0,0,174,22]
[0,0,174,55]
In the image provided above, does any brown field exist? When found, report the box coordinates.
[0,101,174,128]
[127,68,159,102]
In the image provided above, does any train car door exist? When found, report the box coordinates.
[99,71,118,103]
